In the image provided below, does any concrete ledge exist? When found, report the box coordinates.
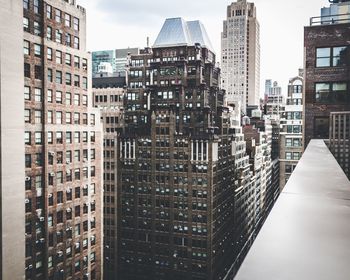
[235,140,350,280]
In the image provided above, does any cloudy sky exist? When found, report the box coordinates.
[79,0,330,95]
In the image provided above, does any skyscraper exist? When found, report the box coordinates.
[22,0,103,279]
[221,0,260,114]
[116,17,249,280]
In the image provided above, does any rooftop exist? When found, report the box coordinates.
[153,18,215,52]
[235,140,350,280]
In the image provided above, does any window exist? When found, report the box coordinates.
[65,53,71,66]
[24,63,30,78]
[56,111,62,124]
[82,95,88,106]
[48,132,53,144]
[55,30,62,44]
[34,0,40,13]
[34,21,41,36]
[90,114,95,125]
[47,89,53,103]
[74,37,80,49]
[83,77,88,90]
[25,132,31,145]
[34,44,41,57]
[47,26,52,40]
[316,46,349,67]
[74,132,80,143]
[74,113,80,124]
[82,59,88,70]
[47,111,53,124]
[56,91,62,104]
[47,68,53,82]
[35,88,42,102]
[24,109,30,123]
[56,71,62,84]
[55,9,61,23]
[35,110,42,124]
[56,132,63,144]
[23,0,29,9]
[66,132,72,143]
[47,47,52,60]
[25,154,31,168]
[23,17,29,32]
[65,13,71,27]
[56,50,62,64]
[66,112,71,124]
[73,17,79,31]
[35,132,42,144]
[74,150,80,162]
[74,94,80,105]
[34,65,42,80]
[74,75,80,87]
[315,82,348,104]
[65,33,71,47]
[66,92,72,105]
[24,40,30,55]
[74,56,80,68]
[24,86,31,100]
[46,4,52,19]
[66,73,72,85]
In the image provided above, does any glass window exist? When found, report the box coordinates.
[24,40,30,55]
[34,88,42,102]
[65,13,71,27]
[66,92,72,105]
[316,48,331,67]
[56,91,62,104]
[24,63,30,78]
[73,17,79,31]
[56,111,62,124]
[65,33,71,47]
[35,132,42,144]
[24,109,30,123]
[47,68,53,82]
[23,0,29,9]
[74,37,79,49]
[56,71,62,84]
[34,44,41,57]
[23,17,29,31]
[66,112,71,124]
[74,94,80,105]
[65,53,72,66]
[55,9,61,23]
[24,86,31,100]
[314,117,329,139]
[34,21,41,36]
[47,111,53,124]
[46,4,52,19]
[34,0,40,13]
[333,46,348,67]
[316,46,349,67]
[55,30,62,44]
[35,110,42,124]
[25,132,31,145]
[74,56,80,68]
[47,26,52,40]
[47,47,52,60]
[66,73,72,85]
[56,50,62,64]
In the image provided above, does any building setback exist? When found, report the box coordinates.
[221,0,260,114]
[304,0,350,147]
[116,17,258,280]
[23,0,103,279]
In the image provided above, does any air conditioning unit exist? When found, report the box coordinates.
[39,217,45,222]
[25,176,31,181]
[49,151,55,156]
[49,172,55,177]
[66,159,71,164]
[24,198,30,203]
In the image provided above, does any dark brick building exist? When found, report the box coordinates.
[23,0,103,279]
[304,4,350,147]
[116,18,251,280]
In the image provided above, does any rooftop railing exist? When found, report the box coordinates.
[235,139,350,280]
[310,13,350,26]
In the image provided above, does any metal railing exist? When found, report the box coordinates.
[310,13,350,26]
[329,111,350,179]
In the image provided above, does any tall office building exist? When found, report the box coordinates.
[116,17,252,280]
[221,0,260,114]
[0,0,26,279]
[92,78,125,279]
[304,0,350,147]
[23,0,103,279]
[280,71,304,189]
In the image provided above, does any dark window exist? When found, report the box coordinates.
[314,117,329,139]
[315,82,348,104]
[24,63,30,78]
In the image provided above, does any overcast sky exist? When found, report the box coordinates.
[79,0,330,96]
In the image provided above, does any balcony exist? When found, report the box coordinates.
[310,13,350,26]
[235,140,350,280]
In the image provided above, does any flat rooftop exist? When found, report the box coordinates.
[235,140,350,280]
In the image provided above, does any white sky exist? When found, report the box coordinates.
[79,0,330,96]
